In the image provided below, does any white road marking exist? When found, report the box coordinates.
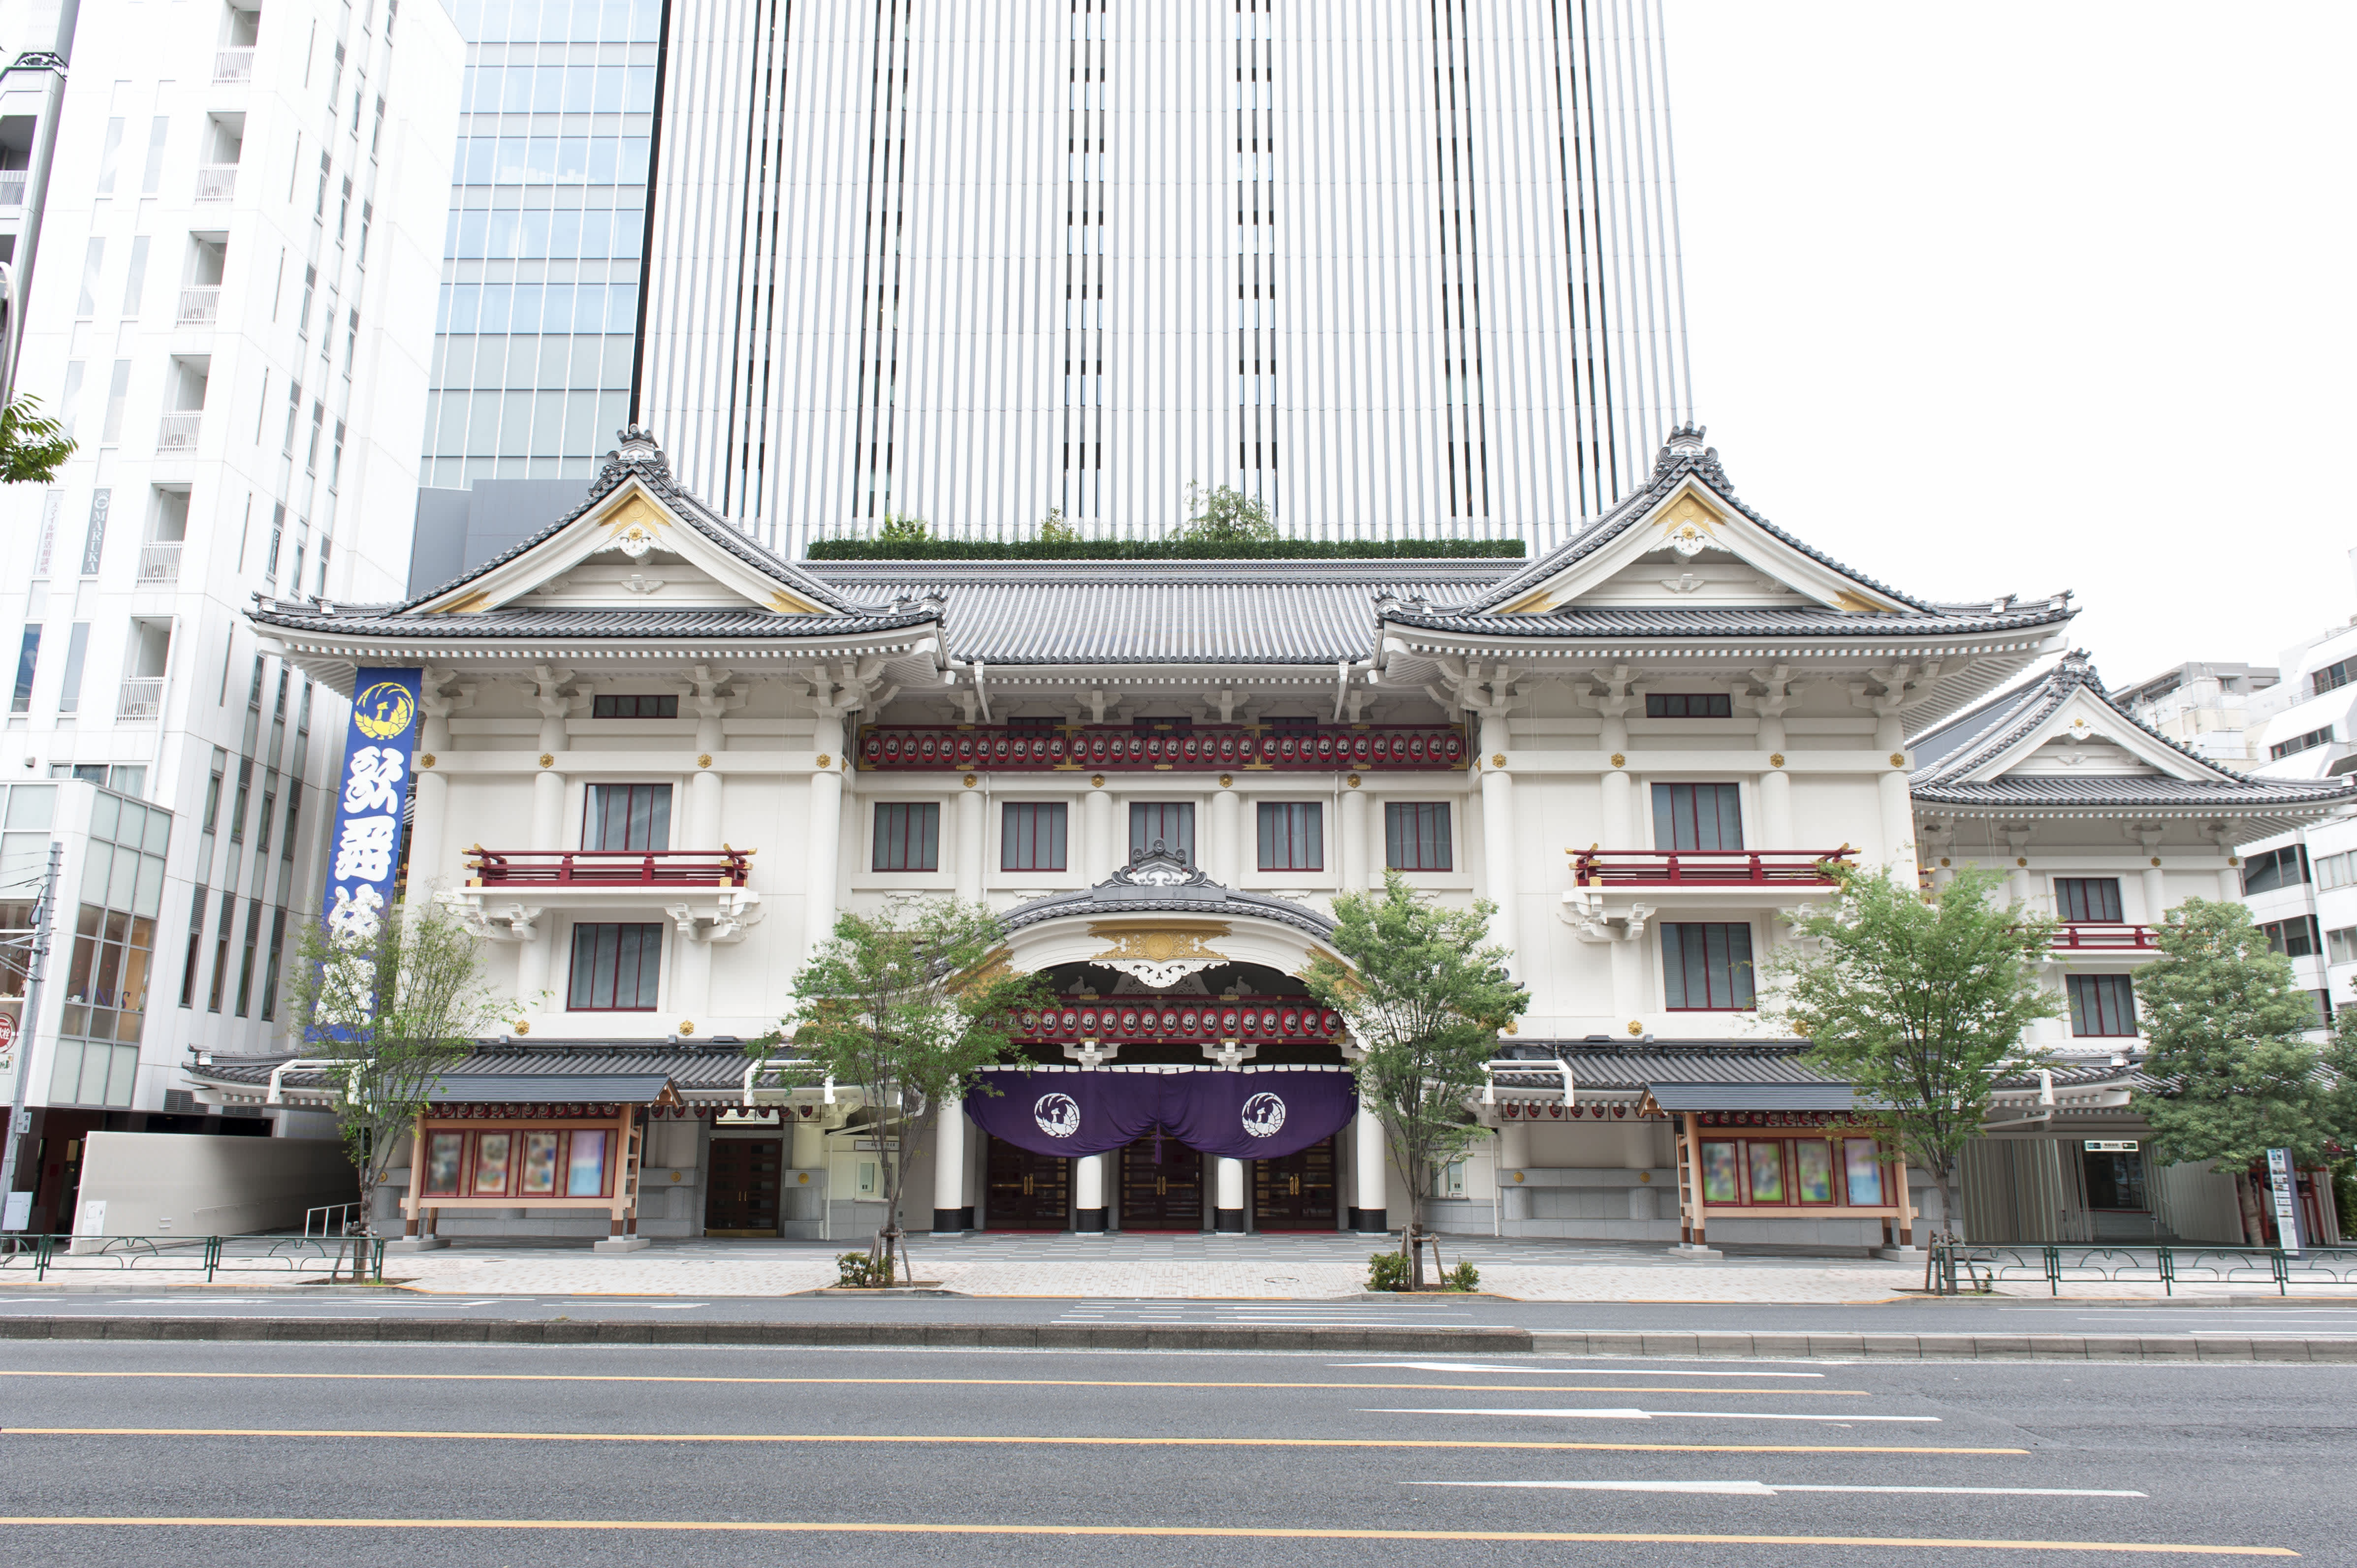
[1335,1362,1826,1378]
[1412,1480,2144,1498]
[1367,1407,1940,1423]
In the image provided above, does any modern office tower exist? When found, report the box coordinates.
[416,0,661,488]
[0,0,459,1227]
[638,0,1693,554]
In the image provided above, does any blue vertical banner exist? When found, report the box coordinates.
[324,667,422,941]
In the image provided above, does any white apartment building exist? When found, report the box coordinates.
[2113,660,2278,770]
[0,0,458,1233]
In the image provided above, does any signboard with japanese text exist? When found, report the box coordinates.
[323,667,421,944]
[2266,1147,2302,1255]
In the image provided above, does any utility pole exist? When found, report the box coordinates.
[0,842,61,1231]
[0,0,81,410]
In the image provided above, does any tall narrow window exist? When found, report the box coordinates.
[583,783,671,851]
[568,922,661,1010]
[1257,801,1324,872]
[871,802,940,872]
[178,884,207,1006]
[233,894,262,1015]
[207,890,235,1010]
[2055,877,2124,923]
[10,627,39,712]
[1001,802,1068,873]
[1384,802,1452,871]
[1652,784,1743,852]
[257,907,287,1020]
[56,624,90,714]
[1129,801,1195,863]
[1662,922,1755,1010]
[2067,973,2138,1037]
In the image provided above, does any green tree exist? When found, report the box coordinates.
[874,513,930,548]
[1172,481,1276,547]
[284,900,512,1276]
[1037,505,1076,543]
[1301,872,1527,1287]
[2136,898,2334,1243]
[770,899,1048,1284]
[1761,864,2061,1248]
[0,396,74,485]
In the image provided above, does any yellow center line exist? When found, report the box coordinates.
[0,1516,2295,1554]
[3,1426,2019,1455]
[0,1370,1869,1396]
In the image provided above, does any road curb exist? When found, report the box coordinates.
[2,1317,2356,1359]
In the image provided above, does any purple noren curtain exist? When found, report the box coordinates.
[964,1070,1357,1161]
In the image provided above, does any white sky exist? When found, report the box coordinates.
[1668,1,2357,685]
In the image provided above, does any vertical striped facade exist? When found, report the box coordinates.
[638,0,1691,556]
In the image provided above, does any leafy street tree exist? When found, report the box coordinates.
[1301,872,1527,1288]
[0,396,74,485]
[771,899,1048,1285]
[1761,864,2061,1249]
[874,513,930,547]
[2135,898,2336,1243]
[284,899,512,1277]
[1172,481,1276,547]
[1037,505,1076,543]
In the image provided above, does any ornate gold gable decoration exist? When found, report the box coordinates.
[1085,920,1232,988]
[1655,492,1722,558]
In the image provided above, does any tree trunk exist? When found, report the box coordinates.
[1936,1166,1963,1247]
[2234,1171,2267,1247]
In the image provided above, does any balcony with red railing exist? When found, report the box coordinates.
[2051,922,2159,952]
[466,847,753,889]
[857,721,1468,773]
[1570,847,1856,889]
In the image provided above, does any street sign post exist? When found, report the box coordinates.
[2266,1147,2302,1256]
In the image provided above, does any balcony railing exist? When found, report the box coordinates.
[2053,922,2159,951]
[467,847,753,888]
[137,543,182,582]
[177,286,221,325]
[858,721,1468,774]
[194,165,238,201]
[0,170,24,208]
[214,49,254,81]
[156,412,202,452]
[1571,847,1856,887]
[116,679,164,721]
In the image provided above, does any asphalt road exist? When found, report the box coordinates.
[2,1286,2355,1338]
[0,1340,2341,1563]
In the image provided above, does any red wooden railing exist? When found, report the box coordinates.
[1570,847,1855,887]
[467,847,754,888]
[2052,922,2159,951]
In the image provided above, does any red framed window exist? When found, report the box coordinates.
[1257,801,1324,872]
[872,802,941,871]
[1662,922,1754,1009]
[2067,973,2137,1036]
[1129,801,1195,862]
[1384,802,1452,871]
[2056,877,2124,922]
[568,922,662,1010]
[1002,801,1068,872]
[1652,783,1743,851]
[584,783,671,850]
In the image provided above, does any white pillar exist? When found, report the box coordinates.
[1479,713,1518,963]
[1599,713,1632,847]
[1757,714,1792,847]
[1609,934,1643,1033]
[1352,1098,1388,1231]
[1083,780,1116,877]
[519,708,569,1013]
[1496,1122,1530,1227]
[1214,1156,1246,1233]
[955,783,985,903]
[1209,782,1241,883]
[1876,714,1913,869]
[1074,1152,1107,1232]
[686,708,723,847]
[2218,864,2242,901]
[2140,864,2169,926]
[932,1098,968,1232]
[791,1116,825,1168]
[1339,782,1369,892]
[804,716,845,959]
[408,706,451,901]
[531,710,567,849]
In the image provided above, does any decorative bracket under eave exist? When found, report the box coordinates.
[1557,890,1654,943]
[663,890,764,944]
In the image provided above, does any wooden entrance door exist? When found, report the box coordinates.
[1118,1135,1204,1230]
[1254,1136,1338,1230]
[984,1139,1071,1230]
[704,1138,783,1236]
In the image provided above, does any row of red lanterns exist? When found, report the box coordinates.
[1018,1004,1343,1040]
[861,728,1465,768]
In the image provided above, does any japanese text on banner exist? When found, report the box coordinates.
[324,667,422,943]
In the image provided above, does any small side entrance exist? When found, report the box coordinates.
[704,1138,784,1236]
[1118,1134,1204,1230]
[1255,1136,1338,1230]
[985,1139,1070,1230]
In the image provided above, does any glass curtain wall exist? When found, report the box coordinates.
[424,0,663,485]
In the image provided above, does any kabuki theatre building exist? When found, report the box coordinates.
[184,426,2354,1253]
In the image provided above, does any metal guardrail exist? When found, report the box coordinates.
[0,1233,388,1282]
[1932,1242,2357,1297]
[304,1203,362,1237]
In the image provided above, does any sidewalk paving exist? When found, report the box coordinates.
[9,1232,2349,1301]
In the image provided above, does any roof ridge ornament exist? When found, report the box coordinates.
[1112,840,1207,888]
